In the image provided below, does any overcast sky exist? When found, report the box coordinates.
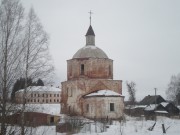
[22,0,180,101]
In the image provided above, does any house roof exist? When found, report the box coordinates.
[160,102,169,107]
[154,110,168,114]
[73,45,108,59]
[139,95,166,105]
[16,86,61,93]
[144,104,157,111]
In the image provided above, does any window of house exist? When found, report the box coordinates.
[38,99,39,102]
[34,99,36,102]
[46,99,48,103]
[54,99,56,102]
[50,99,51,102]
[34,94,36,97]
[42,99,44,102]
[38,94,40,97]
[57,94,59,97]
[80,64,84,75]
[54,94,56,97]
[31,94,33,97]
[50,94,51,97]
[86,104,89,112]
[46,94,48,97]
[110,103,115,112]
[57,99,59,102]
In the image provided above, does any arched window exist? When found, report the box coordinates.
[81,64,84,75]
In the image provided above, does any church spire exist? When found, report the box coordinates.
[85,10,95,46]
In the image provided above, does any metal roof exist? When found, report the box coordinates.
[73,45,108,59]
[85,25,95,36]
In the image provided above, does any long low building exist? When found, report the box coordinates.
[15,86,61,104]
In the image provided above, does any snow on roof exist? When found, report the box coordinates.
[85,90,123,97]
[130,105,147,109]
[155,110,168,114]
[160,102,169,107]
[17,104,61,115]
[16,86,61,93]
[144,104,157,111]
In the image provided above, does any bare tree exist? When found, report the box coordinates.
[0,0,24,134]
[0,0,54,134]
[166,74,180,102]
[126,81,136,106]
[19,7,54,135]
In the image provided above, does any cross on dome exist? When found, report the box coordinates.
[88,10,93,25]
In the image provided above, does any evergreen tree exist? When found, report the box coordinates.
[36,79,44,86]
[11,77,35,101]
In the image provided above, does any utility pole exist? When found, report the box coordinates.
[154,88,157,121]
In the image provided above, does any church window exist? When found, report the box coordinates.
[69,65,72,76]
[109,65,111,76]
[110,103,115,112]
[86,104,89,112]
[81,64,84,75]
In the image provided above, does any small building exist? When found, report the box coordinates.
[139,95,166,105]
[15,86,61,104]
[124,105,146,117]
[83,90,124,119]
[176,93,180,105]
[160,102,179,116]
[5,104,61,126]
[144,104,168,119]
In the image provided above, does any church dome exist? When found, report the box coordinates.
[73,45,108,59]
[73,25,108,59]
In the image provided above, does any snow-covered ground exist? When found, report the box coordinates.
[13,103,180,135]
[33,116,180,135]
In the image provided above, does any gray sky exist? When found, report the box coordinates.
[22,0,180,101]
